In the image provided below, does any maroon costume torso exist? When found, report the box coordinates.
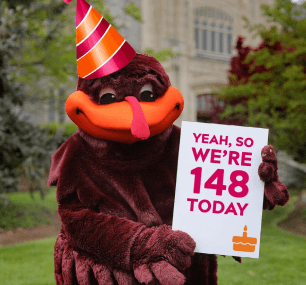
[49,125,287,285]
[49,125,219,284]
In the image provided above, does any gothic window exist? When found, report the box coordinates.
[211,23,215,52]
[194,7,234,61]
[219,24,223,53]
[202,28,207,50]
[195,20,200,49]
[227,27,232,54]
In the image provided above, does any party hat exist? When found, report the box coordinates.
[63,0,136,79]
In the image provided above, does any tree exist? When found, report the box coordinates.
[218,0,306,163]
[0,0,145,200]
[0,1,55,198]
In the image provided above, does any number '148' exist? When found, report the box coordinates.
[190,168,249,198]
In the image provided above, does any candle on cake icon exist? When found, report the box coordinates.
[232,225,258,252]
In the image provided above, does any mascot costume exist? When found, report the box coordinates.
[48,0,290,284]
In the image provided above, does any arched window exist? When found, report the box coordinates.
[194,7,234,61]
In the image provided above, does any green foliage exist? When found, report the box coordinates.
[144,47,177,62]
[0,0,139,196]
[219,0,306,163]
[0,203,53,230]
[0,1,56,195]
[41,122,77,149]
[41,122,77,138]
[0,111,52,194]
[124,2,143,23]
[0,188,57,230]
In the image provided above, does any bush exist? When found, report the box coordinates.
[41,122,77,149]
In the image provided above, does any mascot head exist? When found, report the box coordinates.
[63,0,184,144]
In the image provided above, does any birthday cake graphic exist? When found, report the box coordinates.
[232,225,258,252]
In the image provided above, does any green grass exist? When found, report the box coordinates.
[0,237,56,285]
[0,188,57,230]
[218,189,306,285]
[0,189,305,285]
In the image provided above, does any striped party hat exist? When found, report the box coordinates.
[63,0,136,79]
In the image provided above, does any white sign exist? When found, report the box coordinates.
[172,121,269,258]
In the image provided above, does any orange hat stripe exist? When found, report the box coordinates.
[76,7,102,45]
[77,26,124,78]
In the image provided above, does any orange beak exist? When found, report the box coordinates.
[65,86,184,144]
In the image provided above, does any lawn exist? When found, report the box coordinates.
[0,237,56,285]
[0,189,305,285]
[0,188,57,230]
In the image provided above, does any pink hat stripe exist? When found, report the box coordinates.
[76,16,102,47]
[83,40,126,78]
[76,18,110,59]
[76,0,90,27]
[76,6,92,29]
[85,41,135,79]
[77,25,112,62]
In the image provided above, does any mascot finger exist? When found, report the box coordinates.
[265,181,289,206]
[275,181,290,205]
[166,250,192,272]
[54,273,64,285]
[134,264,155,284]
[74,251,93,285]
[91,263,115,285]
[54,235,65,285]
[61,244,76,285]
[263,194,276,210]
[113,269,139,285]
[150,261,185,285]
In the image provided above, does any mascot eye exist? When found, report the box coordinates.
[140,84,155,102]
[140,90,155,102]
[99,93,117,105]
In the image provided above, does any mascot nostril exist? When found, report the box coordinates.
[76,108,85,115]
[175,103,180,110]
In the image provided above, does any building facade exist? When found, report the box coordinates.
[139,0,275,126]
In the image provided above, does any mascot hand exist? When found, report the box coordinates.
[258,145,289,209]
[55,233,141,285]
[130,225,196,285]
[55,233,116,285]
[258,145,278,182]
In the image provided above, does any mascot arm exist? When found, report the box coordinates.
[58,196,145,271]
[58,195,195,276]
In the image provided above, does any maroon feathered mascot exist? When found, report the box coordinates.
[49,1,289,285]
